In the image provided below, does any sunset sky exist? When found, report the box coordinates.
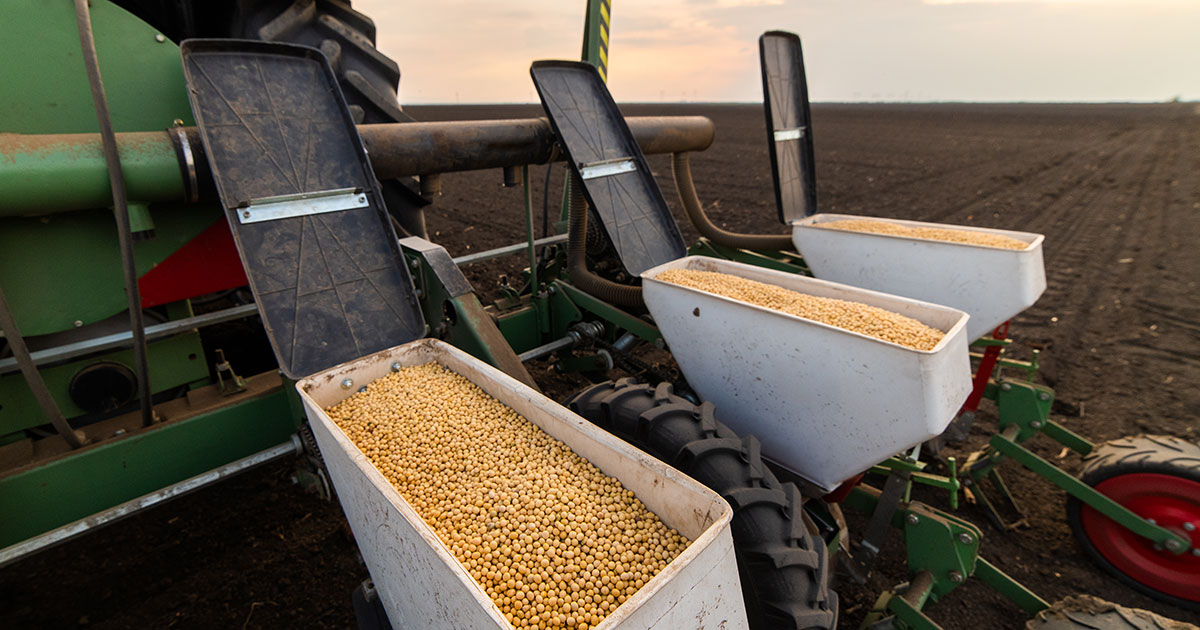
[358,0,1198,104]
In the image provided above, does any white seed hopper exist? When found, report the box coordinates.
[792,213,1046,341]
[297,338,747,630]
[642,257,972,493]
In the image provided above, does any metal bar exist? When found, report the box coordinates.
[1040,418,1094,455]
[773,127,805,142]
[452,234,569,267]
[518,335,577,363]
[990,433,1191,552]
[0,303,259,376]
[553,280,662,345]
[974,557,1049,615]
[0,117,714,217]
[888,572,943,630]
[237,187,367,223]
[579,157,636,180]
[73,0,155,428]
[522,166,538,291]
[0,437,300,567]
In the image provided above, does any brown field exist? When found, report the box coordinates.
[3,102,1197,628]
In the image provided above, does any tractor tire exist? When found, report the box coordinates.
[114,0,430,237]
[567,378,837,630]
[1065,435,1200,612]
[1025,594,1198,630]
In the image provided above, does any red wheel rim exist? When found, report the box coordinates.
[1080,472,1200,603]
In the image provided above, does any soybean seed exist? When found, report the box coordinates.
[815,218,1028,250]
[327,363,690,629]
[656,268,945,351]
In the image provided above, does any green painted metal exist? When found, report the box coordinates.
[0,331,208,437]
[553,281,662,345]
[902,503,982,602]
[522,167,539,292]
[991,379,1055,442]
[887,583,941,630]
[0,131,189,217]
[0,0,195,135]
[0,0,217,335]
[1041,418,1094,455]
[974,557,1049,615]
[494,305,545,355]
[0,207,222,335]
[988,432,1191,553]
[688,238,810,275]
[0,388,297,547]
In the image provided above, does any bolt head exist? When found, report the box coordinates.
[340,378,354,389]
[1183,522,1196,532]
[155,33,166,42]
[1000,382,1012,391]
[948,570,965,584]
[1147,518,1157,525]
[1038,392,1051,401]
[1164,539,1184,552]
[358,386,368,393]
[906,513,920,526]
[73,320,84,327]
[1192,548,1200,557]
[1031,420,1043,429]
[958,532,974,545]
[409,258,420,269]
[391,361,402,372]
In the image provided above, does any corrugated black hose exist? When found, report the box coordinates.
[672,152,794,251]
[566,175,643,308]
[74,0,155,428]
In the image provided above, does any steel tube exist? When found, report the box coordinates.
[0,303,259,376]
[0,117,714,217]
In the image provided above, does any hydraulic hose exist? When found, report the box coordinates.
[671,152,794,252]
[566,175,643,308]
[74,0,155,428]
[0,284,84,449]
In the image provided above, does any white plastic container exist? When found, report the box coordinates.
[642,257,972,493]
[296,339,747,630]
[791,213,1046,341]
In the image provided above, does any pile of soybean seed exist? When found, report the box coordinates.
[657,269,945,351]
[817,218,1028,250]
[327,362,690,629]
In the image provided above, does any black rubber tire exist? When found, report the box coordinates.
[567,378,837,630]
[1025,594,1197,630]
[1065,435,1200,612]
[114,0,430,237]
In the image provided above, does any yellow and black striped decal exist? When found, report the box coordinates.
[596,0,610,81]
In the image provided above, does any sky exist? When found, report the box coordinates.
[358,0,1199,104]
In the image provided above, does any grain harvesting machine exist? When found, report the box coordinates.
[0,1,1196,629]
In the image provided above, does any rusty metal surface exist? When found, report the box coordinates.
[0,116,714,215]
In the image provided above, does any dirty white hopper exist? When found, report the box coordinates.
[642,257,972,493]
[792,213,1046,341]
[296,339,747,630]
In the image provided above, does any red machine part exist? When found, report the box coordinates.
[961,321,1009,413]
[1079,472,1200,604]
[137,219,247,308]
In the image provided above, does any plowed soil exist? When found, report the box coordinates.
[3,103,1197,629]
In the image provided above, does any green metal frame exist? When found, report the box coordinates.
[0,384,297,548]
[845,482,1049,629]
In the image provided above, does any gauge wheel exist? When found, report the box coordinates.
[568,378,837,630]
[1065,435,1200,612]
